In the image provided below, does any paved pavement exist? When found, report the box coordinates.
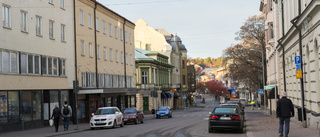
[246,108,319,137]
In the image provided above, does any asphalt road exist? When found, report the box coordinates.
[56,95,246,137]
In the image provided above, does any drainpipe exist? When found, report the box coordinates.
[290,0,306,128]
[280,0,286,92]
[73,0,79,128]
[94,3,98,88]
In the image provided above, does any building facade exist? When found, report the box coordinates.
[135,48,174,111]
[75,0,136,122]
[0,0,75,132]
[270,0,320,129]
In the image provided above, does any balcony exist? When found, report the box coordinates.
[136,83,155,90]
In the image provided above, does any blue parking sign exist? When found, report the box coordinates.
[295,56,301,64]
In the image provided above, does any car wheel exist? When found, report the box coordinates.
[156,116,159,119]
[112,120,116,128]
[90,127,95,130]
[238,128,243,133]
[120,119,124,127]
[208,127,213,133]
[141,117,144,123]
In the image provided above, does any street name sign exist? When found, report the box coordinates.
[264,85,275,90]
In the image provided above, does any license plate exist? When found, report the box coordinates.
[220,117,231,120]
[96,121,101,124]
[160,114,164,116]
[124,119,127,121]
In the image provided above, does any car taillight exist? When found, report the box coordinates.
[210,115,219,120]
[232,116,241,120]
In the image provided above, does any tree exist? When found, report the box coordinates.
[206,80,228,96]
[196,81,206,93]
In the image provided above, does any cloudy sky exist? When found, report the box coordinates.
[98,0,261,59]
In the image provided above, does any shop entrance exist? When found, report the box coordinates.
[143,97,149,111]
[89,98,102,115]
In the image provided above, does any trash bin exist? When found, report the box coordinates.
[298,107,306,121]
[151,109,156,114]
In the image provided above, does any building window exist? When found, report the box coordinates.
[59,59,66,76]
[79,10,83,25]
[126,53,128,65]
[97,45,100,59]
[110,48,113,62]
[120,28,123,40]
[53,58,58,75]
[121,51,123,64]
[0,92,8,123]
[61,24,66,42]
[89,43,93,58]
[21,53,40,75]
[130,54,132,65]
[36,16,42,36]
[82,72,87,87]
[49,20,54,39]
[20,10,27,32]
[48,0,54,4]
[270,23,274,39]
[182,60,185,69]
[2,5,11,28]
[103,47,107,60]
[0,50,19,74]
[142,71,148,84]
[41,56,47,74]
[115,26,118,39]
[60,0,64,9]
[183,75,186,85]
[103,21,106,34]
[88,14,92,28]
[125,31,128,42]
[129,33,132,44]
[109,23,112,36]
[116,50,118,63]
[96,18,99,31]
[81,40,85,56]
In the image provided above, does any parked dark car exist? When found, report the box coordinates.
[123,108,144,124]
[156,106,172,119]
[208,106,244,133]
[220,103,245,115]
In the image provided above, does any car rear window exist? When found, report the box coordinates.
[214,107,238,114]
[124,109,136,114]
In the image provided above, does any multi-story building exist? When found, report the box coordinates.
[0,0,75,132]
[75,0,136,122]
[269,0,320,129]
[187,65,196,93]
[135,48,174,111]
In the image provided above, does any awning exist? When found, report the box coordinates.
[165,93,172,98]
[78,89,103,94]
[161,93,167,99]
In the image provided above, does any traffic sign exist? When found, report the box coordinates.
[183,95,187,99]
[296,64,301,70]
[295,56,301,64]
[231,90,236,95]
[296,70,302,79]
[258,89,264,94]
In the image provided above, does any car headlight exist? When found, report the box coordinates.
[156,112,159,114]
[90,117,93,121]
[108,117,113,120]
[165,112,169,114]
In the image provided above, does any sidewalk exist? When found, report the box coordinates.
[0,114,155,137]
[246,108,319,137]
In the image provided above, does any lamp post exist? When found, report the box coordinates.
[250,49,265,111]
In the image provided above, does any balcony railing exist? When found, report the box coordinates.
[136,83,172,91]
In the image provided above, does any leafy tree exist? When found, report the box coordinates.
[206,80,228,96]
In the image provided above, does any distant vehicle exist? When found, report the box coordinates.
[123,108,144,124]
[208,105,244,133]
[220,103,245,116]
[219,96,226,104]
[90,107,124,130]
[156,106,172,119]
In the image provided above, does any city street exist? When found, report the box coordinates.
[56,96,245,137]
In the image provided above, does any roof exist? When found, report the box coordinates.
[170,35,187,51]
[135,48,157,61]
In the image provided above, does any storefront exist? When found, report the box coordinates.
[0,90,72,133]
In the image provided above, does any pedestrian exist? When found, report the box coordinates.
[61,101,72,131]
[277,91,294,137]
[51,104,61,132]
[250,100,255,110]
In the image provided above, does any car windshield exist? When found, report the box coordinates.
[159,107,169,111]
[214,107,238,114]
[95,108,114,115]
[123,109,136,114]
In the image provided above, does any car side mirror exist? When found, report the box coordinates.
[209,112,212,115]
[91,113,94,117]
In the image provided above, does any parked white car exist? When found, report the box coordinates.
[90,107,124,130]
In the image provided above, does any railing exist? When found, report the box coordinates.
[136,83,172,91]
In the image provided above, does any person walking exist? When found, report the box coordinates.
[61,101,72,131]
[51,105,61,132]
[277,91,294,137]
[250,100,255,110]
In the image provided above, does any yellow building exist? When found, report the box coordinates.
[75,0,136,122]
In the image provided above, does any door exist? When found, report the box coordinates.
[143,97,149,111]
[89,98,102,115]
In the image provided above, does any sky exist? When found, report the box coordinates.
[98,0,261,59]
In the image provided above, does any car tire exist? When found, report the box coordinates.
[141,117,144,123]
[156,116,159,119]
[208,127,213,133]
[90,127,95,130]
[112,120,116,128]
[120,119,124,127]
[238,128,243,133]
[134,118,138,124]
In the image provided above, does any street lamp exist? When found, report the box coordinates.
[250,49,265,111]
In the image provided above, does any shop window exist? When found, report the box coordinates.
[32,91,41,120]
[60,90,68,106]
[8,91,19,122]
[130,96,135,107]
[43,91,50,120]
[22,91,32,121]
[50,91,59,120]
[0,91,8,123]
[77,100,85,119]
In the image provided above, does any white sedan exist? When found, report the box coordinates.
[90,107,124,129]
